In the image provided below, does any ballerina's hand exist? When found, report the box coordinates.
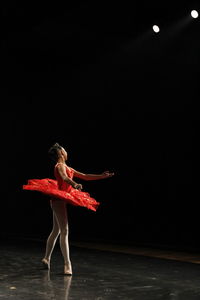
[74,183,83,190]
[102,171,115,178]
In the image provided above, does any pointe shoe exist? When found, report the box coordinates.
[64,264,72,276]
[42,258,50,270]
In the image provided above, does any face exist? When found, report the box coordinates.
[61,147,68,161]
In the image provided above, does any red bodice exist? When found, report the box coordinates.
[54,163,74,192]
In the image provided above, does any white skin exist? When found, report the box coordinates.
[42,147,114,275]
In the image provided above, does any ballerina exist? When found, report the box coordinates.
[23,143,114,275]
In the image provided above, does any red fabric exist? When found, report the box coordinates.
[22,164,100,211]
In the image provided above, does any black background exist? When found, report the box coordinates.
[1,0,199,249]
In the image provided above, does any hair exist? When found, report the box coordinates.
[48,142,63,162]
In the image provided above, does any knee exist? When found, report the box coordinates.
[51,227,60,237]
[60,226,69,236]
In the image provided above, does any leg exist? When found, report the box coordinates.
[51,200,72,275]
[42,202,60,269]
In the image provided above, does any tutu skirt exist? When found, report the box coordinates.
[23,178,100,211]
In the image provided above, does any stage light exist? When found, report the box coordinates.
[191,10,198,18]
[152,25,160,33]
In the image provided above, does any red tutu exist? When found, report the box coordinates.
[23,164,100,211]
[23,178,99,211]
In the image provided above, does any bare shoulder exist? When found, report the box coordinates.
[56,163,66,170]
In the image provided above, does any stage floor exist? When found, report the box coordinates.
[1,239,200,300]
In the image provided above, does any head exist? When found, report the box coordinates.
[48,143,68,162]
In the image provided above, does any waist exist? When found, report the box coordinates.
[58,181,72,192]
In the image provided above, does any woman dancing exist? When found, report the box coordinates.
[23,143,114,275]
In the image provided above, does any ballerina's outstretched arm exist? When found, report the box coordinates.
[72,169,115,181]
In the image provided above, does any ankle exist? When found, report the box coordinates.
[43,257,50,261]
[42,258,50,264]
[42,258,50,270]
[64,264,72,275]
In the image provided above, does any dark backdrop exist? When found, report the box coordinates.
[1,0,199,249]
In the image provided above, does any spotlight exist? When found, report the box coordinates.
[191,10,198,18]
[152,25,160,33]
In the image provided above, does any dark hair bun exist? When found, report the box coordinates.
[48,143,62,162]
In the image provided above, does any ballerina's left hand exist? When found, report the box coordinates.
[102,171,115,178]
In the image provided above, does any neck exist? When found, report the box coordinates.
[57,158,65,164]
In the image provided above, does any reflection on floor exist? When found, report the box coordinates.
[1,239,200,300]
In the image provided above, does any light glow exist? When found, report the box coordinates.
[191,10,198,18]
[152,25,160,33]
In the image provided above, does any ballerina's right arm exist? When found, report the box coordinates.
[57,164,82,190]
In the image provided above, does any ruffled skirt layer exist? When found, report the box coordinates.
[23,178,100,211]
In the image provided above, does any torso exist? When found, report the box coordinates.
[54,163,74,192]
